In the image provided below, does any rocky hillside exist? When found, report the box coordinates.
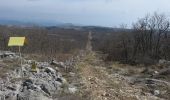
[0,50,170,100]
[0,31,170,100]
[0,51,79,100]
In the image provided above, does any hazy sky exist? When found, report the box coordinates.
[0,0,170,27]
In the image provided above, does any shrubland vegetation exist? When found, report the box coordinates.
[0,26,88,60]
[92,12,170,65]
[0,12,170,65]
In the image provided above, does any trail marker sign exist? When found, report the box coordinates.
[8,37,26,46]
[8,37,27,77]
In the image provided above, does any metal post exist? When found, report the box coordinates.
[19,46,22,66]
[19,46,23,77]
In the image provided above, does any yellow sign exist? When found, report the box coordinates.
[8,37,26,46]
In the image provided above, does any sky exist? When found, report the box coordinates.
[0,0,170,27]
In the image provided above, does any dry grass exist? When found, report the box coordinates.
[24,53,75,62]
[0,58,21,79]
[74,52,139,100]
[73,51,165,100]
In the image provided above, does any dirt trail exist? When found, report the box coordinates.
[77,52,163,100]
[78,54,120,100]
[76,33,162,100]
[86,31,93,51]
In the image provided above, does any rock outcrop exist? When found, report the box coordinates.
[0,51,77,100]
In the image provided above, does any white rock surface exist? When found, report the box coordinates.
[0,51,76,100]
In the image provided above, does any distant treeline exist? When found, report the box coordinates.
[0,26,88,58]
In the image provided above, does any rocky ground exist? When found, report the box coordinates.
[73,52,170,100]
[0,51,78,100]
[0,50,170,100]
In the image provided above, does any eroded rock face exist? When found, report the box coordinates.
[0,51,76,100]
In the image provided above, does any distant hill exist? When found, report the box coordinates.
[0,19,63,27]
[0,19,132,32]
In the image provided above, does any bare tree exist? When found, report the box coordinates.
[132,12,170,60]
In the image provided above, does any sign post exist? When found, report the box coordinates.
[8,37,26,77]
[18,46,22,65]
